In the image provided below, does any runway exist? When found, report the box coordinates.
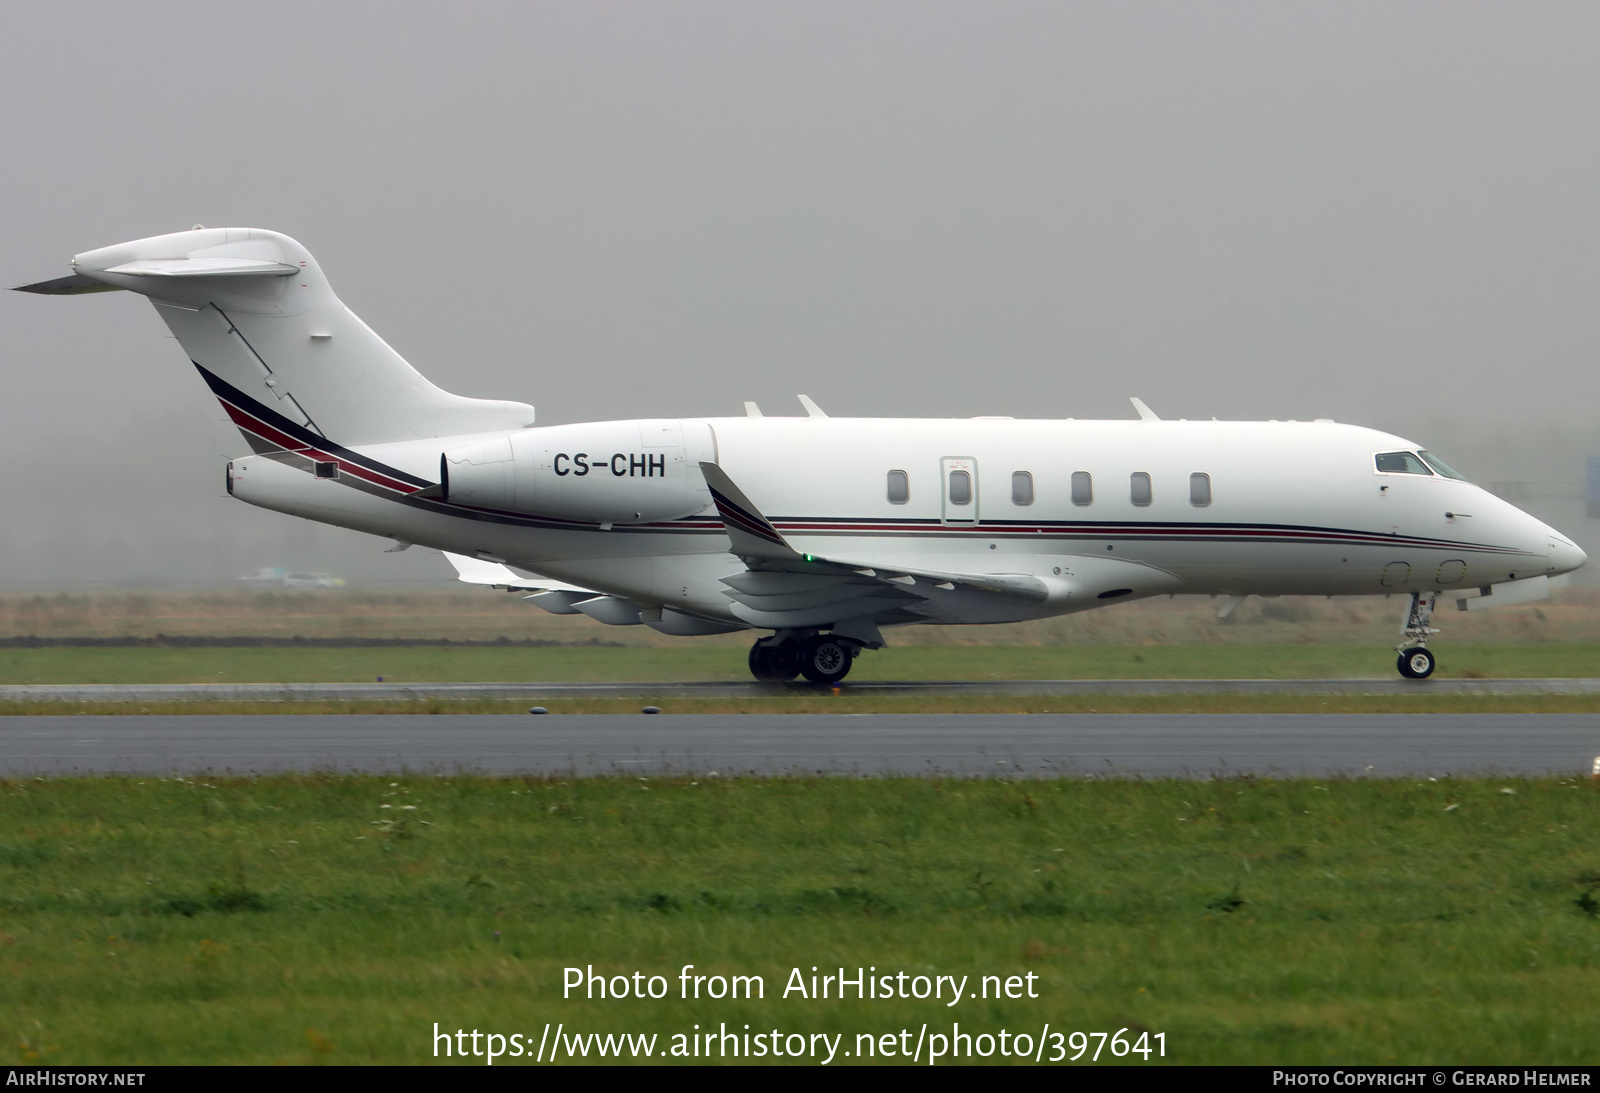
[3,677,1599,703]
[3,713,1597,778]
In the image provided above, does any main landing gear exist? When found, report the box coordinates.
[748,633,860,684]
[1396,592,1439,680]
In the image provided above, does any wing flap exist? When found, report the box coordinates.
[822,559,1050,601]
[720,570,915,613]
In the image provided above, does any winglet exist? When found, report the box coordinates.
[698,462,799,559]
[1130,397,1160,421]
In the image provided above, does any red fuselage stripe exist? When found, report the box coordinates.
[219,398,419,494]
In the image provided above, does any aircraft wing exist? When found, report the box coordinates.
[698,462,1059,633]
[441,551,600,596]
[441,552,610,616]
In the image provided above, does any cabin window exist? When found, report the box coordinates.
[314,461,338,479]
[1130,471,1152,506]
[1189,472,1211,507]
[1011,471,1034,505]
[1070,471,1093,506]
[886,469,909,504]
[948,469,972,506]
[1417,451,1469,481]
[1374,451,1433,476]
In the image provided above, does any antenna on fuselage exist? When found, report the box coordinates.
[797,394,828,418]
[1130,397,1160,421]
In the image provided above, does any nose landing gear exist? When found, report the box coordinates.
[1395,592,1439,679]
[1397,646,1436,679]
[747,632,860,683]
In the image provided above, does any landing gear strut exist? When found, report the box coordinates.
[747,633,859,684]
[1396,592,1439,680]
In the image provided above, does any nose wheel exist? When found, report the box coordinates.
[1394,592,1440,680]
[1397,646,1436,679]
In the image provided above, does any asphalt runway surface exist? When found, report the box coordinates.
[5,679,1600,702]
[2,713,1597,778]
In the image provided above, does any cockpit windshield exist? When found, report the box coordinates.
[1417,451,1469,481]
[1374,451,1432,475]
[1374,450,1472,481]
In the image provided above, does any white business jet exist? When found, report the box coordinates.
[19,227,1587,683]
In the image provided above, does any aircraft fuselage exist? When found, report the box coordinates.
[227,413,1583,628]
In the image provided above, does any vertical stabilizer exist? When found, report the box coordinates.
[59,228,535,447]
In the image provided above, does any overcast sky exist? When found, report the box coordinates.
[3,2,1598,582]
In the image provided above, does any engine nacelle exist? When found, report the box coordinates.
[440,420,715,524]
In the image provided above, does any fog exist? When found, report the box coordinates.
[2,3,1597,583]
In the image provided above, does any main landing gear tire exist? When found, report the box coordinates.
[1397,646,1436,680]
[798,636,853,684]
[748,640,800,683]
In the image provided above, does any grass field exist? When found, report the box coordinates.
[1,586,1597,647]
[2,642,1598,685]
[3,774,1600,1065]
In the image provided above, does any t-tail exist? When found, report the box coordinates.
[15,227,535,450]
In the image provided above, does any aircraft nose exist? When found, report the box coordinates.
[1550,535,1587,576]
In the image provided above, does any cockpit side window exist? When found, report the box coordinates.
[1417,451,1469,481]
[1374,451,1433,476]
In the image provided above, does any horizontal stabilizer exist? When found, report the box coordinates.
[13,274,122,295]
[102,257,301,278]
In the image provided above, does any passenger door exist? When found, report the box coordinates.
[941,457,978,525]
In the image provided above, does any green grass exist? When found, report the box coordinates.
[1,643,1597,685]
[4,774,1600,1065]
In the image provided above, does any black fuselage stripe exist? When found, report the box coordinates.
[197,363,432,487]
